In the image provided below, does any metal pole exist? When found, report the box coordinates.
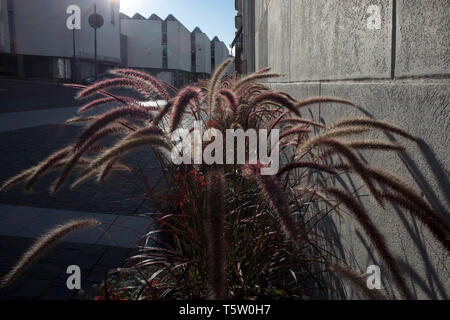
[72,28,76,82]
[94,4,98,79]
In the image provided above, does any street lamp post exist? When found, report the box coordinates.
[66,4,81,82]
[88,4,104,80]
[94,4,98,79]
[72,28,77,82]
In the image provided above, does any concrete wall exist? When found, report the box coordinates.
[166,20,191,72]
[120,18,162,69]
[253,0,449,299]
[238,0,255,74]
[212,39,230,70]
[193,31,211,74]
[0,0,10,53]
[10,0,121,62]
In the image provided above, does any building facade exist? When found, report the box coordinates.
[0,0,121,81]
[234,0,255,75]
[119,13,230,87]
[237,0,449,299]
[211,36,230,71]
[191,27,211,79]
[120,14,163,70]
[0,0,232,88]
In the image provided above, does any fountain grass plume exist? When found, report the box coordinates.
[219,89,239,120]
[208,58,233,113]
[87,135,170,173]
[97,157,127,183]
[0,167,36,192]
[279,118,325,128]
[25,146,73,191]
[279,127,311,141]
[319,140,405,160]
[325,187,413,300]
[267,111,290,133]
[277,162,337,177]
[66,116,98,124]
[254,67,272,74]
[366,167,450,251]
[153,101,173,125]
[169,87,201,132]
[127,125,164,140]
[2,145,72,192]
[329,118,418,142]
[250,91,301,117]
[74,106,153,150]
[232,73,282,92]
[70,163,124,189]
[79,97,122,113]
[378,191,450,252]
[296,126,370,156]
[75,78,154,100]
[65,83,130,106]
[295,97,356,109]
[111,69,169,101]
[206,169,227,300]
[245,164,299,242]
[51,126,129,193]
[1,158,91,193]
[346,140,405,151]
[308,138,382,205]
[1,219,100,289]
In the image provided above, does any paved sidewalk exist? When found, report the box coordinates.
[0,204,153,248]
[0,106,82,132]
[0,204,154,300]
[0,99,167,300]
[0,100,167,132]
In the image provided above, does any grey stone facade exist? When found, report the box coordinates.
[0,0,231,86]
[241,0,449,299]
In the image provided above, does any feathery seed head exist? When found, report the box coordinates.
[169,86,201,132]
[1,219,100,288]
[74,106,153,150]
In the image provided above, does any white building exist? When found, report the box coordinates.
[0,1,234,87]
[120,13,163,70]
[233,0,255,75]
[211,36,233,75]
[191,27,211,78]
[0,0,121,80]
[163,14,193,87]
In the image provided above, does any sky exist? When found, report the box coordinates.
[120,0,237,55]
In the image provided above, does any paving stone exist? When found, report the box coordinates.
[97,247,130,268]
[12,279,54,298]
[87,266,113,283]
[27,262,67,281]
[75,255,101,273]
[41,286,76,300]
[44,247,82,265]
[82,244,109,258]
[0,125,160,215]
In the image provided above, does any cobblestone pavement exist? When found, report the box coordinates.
[0,79,81,114]
[0,86,166,299]
[0,235,136,300]
[0,124,166,215]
